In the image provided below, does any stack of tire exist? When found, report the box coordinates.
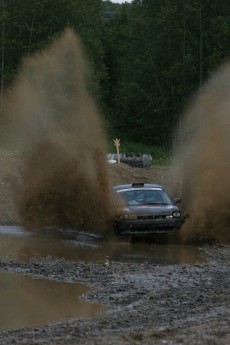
[120,153,152,168]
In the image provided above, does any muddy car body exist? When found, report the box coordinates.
[113,183,183,237]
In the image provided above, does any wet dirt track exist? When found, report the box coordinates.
[0,244,230,345]
[0,159,230,344]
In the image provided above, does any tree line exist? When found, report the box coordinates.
[1,0,230,149]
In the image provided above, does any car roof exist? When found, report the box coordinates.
[113,183,164,191]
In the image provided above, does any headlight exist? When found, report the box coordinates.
[119,213,137,220]
[172,211,181,219]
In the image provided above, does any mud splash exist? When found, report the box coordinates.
[175,63,230,243]
[0,28,112,234]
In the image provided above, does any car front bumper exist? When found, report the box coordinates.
[114,218,184,237]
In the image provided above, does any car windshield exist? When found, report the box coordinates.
[116,189,172,206]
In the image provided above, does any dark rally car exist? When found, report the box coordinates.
[113,182,184,237]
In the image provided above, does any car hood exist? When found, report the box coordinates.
[123,204,179,215]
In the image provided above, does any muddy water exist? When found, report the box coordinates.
[0,270,104,331]
[1,29,112,234]
[0,225,204,331]
[0,225,204,265]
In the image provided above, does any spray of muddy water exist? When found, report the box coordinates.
[174,63,230,243]
[0,29,113,234]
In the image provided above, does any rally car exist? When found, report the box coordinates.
[113,182,184,237]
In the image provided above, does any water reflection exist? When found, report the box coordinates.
[114,243,204,264]
[0,270,103,331]
[0,225,205,264]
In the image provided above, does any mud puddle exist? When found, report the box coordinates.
[0,225,204,264]
[0,270,104,331]
[114,242,205,264]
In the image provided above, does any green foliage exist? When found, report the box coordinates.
[102,0,122,12]
[0,0,107,99]
[1,0,230,151]
[102,0,230,149]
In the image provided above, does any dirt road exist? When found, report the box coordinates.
[0,245,230,345]
[0,159,229,344]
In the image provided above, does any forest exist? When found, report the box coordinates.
[0,0,230,152]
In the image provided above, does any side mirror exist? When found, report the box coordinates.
[173,198,182,204]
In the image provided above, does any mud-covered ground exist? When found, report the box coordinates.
[0,158,230,344]
[0,245,230,345]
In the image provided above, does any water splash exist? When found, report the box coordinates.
[175,63,230,243]
[1,28,113,234]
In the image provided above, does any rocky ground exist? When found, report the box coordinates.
[0,158,230,344]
